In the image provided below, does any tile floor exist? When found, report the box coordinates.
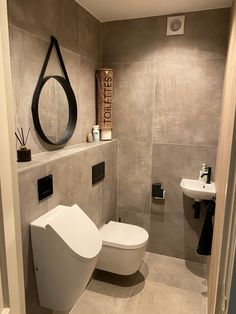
[71,253,207,314]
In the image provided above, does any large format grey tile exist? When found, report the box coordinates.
[71,277,134,314]
[18,164,51,314]
[151,143,217,210]
[8,0,80,53]
[102,17,158,63]
[148,211,207,263]
[153,58,225,146]
[68,148,102,227]
[118,209,150,231]
[154,58,225,113]
[77,56,99,143]
[156,9,229,62]
[101,141,118,224]
[79,6,101,63]
[9,26,80,154]
[150,143,216,262]
[140,253,207,293]
[123,280,207,314]
[110,62,155,142]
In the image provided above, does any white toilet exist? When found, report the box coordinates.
[30,204,102,312]
[96,221,149,275]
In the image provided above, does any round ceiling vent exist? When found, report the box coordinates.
[167,15,185,36]
[170,18,182,32]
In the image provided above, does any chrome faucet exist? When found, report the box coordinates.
[201,166,212,184]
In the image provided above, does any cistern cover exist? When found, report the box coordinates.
[100,221,149,249]
[33,204,102,260]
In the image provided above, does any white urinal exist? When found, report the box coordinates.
[30,204,102,312]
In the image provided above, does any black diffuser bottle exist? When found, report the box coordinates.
[15,128,31,162]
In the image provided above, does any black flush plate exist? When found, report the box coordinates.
[92,161,105,185]
[38,174,53,201]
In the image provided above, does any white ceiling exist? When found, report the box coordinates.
[77,0,232,22]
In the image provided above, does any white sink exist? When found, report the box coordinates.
[180,179,216,201]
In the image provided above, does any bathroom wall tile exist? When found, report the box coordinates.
[148,210,207,263]
[156,9,230,62]
[68,148,103,227]
[119,156,152,187]
[77,56,99,143]
[101,141,118,224]
[9,26,81,154]
[119,141,152,160]
[140,253,207,293]
[79,6,102,63]
[18,164,51,314]
[102,17,158,63]
[118,182,151,214]
[123,280,207,314]
[109,62,156,142]
[44,156,74,209]
[189,8,230,60]
[118,140,152,216]
[150,143,216,261]
[10,26,49,154]
[153,112,220,146]
[118,209,150,231]
[151,143,217,212]
[154,58,225,117]
[153,57,225,147]
[18,142,117,314]
[8,0,80,53]
[18,165,48,282]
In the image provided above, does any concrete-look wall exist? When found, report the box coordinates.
[7,1,118,314]
[8,0,102,154]
[102,9,230,263]
[18,141,117,314]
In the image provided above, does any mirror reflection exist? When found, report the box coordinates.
[38,78,69,143]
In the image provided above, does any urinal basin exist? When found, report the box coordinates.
[180,179,216,201]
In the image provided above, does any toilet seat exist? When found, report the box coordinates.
[100,221,149,249]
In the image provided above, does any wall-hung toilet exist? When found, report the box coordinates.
[30,204,102,312]
[96,221,149,275]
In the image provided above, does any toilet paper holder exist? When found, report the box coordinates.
[152,183,165,200]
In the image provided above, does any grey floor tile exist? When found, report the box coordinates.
[123,280,207,314]
[140,253,207,293]
[70,253,207,314]
[71,270,143,314]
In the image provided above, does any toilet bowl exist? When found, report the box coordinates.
[96,221,149,275]
[30,204,102,312]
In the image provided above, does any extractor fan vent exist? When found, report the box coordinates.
[167,15,185,36]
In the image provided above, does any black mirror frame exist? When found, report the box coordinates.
[32,36,77,146]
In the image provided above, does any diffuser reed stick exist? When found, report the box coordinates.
[15,127,30,149]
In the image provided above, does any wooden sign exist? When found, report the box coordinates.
[96,68,113,131]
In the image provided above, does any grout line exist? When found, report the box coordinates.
[148,251,207,267]
[121,252,149,314]
[101,22,103,66]
[116,140,119,221]
[9,23,100,65]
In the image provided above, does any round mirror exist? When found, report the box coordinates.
[39,78,69,143]
[32,75,77,145]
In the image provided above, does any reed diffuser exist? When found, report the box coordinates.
[15,127,31,162]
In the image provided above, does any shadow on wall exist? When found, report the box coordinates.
[148,195,207,264]
[183,195,207,263]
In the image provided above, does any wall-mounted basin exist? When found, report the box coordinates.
[180,179,216,201]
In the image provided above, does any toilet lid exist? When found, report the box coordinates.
[45,204,102,261]
[100,221,149,249]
